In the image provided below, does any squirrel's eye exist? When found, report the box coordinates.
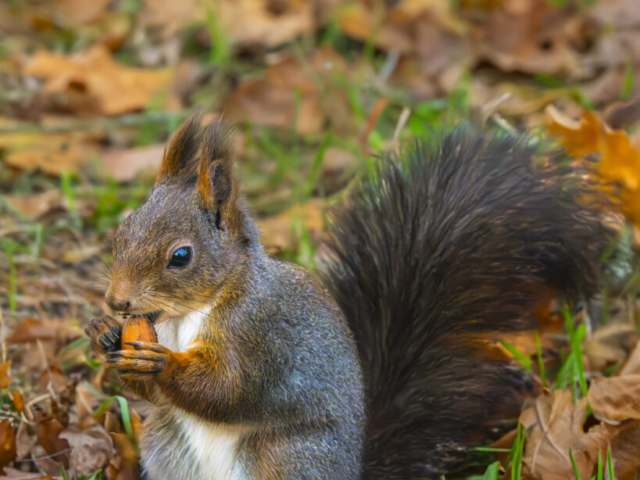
[168,246,193,269]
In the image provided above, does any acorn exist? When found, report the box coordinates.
[121,317,157,349]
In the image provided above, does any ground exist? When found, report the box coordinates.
[1,0,640,479]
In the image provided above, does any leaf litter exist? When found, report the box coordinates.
[1,0,640,478]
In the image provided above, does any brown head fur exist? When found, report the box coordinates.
[106,113,256,321]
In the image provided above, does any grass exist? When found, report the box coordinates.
[563,304,589,400]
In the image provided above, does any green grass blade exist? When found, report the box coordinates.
[501,340,533,372]
[115,395,134,440]
[570,448,583,480]
[606,447,615,479]
[534,331,548,388]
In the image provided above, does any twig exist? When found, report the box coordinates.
[392,107,411,146]
[14,447,73,464]
[0,411,23,422]
[25,392,51,409]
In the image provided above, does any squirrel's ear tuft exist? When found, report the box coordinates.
[155,112,202,186]
[197,120,243,232]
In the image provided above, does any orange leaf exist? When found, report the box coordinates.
[545,105,640,228]
[0,362,12,390]
[0,420,16,470]
[10,392,23,413]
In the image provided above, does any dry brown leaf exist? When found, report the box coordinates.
[0,362,12,390]
[585,0,640,74]
[139,0,204,39]
[36,418,70,468]
[101,145,165,182]
[0,420,16,471]
[620,340,640,376]
[339,0,465,53]
[217,0,314,48]
[471,0,583,76]
[0,469,41,479]
[14,422,35,461]
[520,390,607,479]
[589,375,640,424]
[223,48,348,134]
[142,0,313,48]
[5,318,57,344]
[4,190,66,220]
[109,432,140,480]
[585,323,639,372]
[60,425,115,477]
[257,200,325,252]
[49,0,113,26]
[602,420,640,479]
[36,365,68,394]
[25,45,174,115]
[0,119,99,177]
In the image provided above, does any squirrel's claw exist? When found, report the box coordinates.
[106,343,170,375]
[85,315,122,355]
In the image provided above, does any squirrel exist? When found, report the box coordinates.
[85,112,611,480]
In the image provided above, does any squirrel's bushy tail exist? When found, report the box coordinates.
[319,128,611,479]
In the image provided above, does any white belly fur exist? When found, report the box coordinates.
[155,307,250,480]
[176,410,251,480]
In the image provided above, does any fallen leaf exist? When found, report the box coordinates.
[470,0,583,76]
[36,365,68,394]
[10,392,23,413]
[60,425,115,477]
[6,318,76,346]
[603,419,640,479]
[589,375,640,424]
[25,45,174,115]
[0,362,12,390]
[139,0,204,39]
[620,340,640,376]
[49,0,113,26]
[546,105,640,227]
[257,200,325,252]
[142,0,313,48]
[36,418,70,468]
[109,432,140,480]
[0,120,99,177]
[585,323,638,372]
[0,469,41,479]
[4,190,66,220]
[217,0,314,48]
[0,421,16,472]
[338,0,465,54]
[101,145,165,182]
[14,421,35,461]
[520,390,607,479]
[223,47,348,134]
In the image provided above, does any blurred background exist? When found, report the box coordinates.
[1,0,640,479]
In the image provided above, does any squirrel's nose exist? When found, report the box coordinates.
[107,296,131,313]
[105,288,132,313]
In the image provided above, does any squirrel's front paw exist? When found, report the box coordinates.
[85,315,122,355]
[106,342,172,377]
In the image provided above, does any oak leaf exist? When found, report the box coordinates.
[25,45,174,115]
